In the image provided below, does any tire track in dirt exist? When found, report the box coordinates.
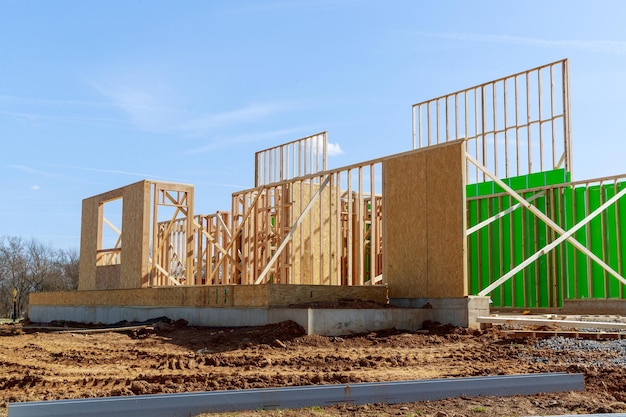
[2,320,626,417]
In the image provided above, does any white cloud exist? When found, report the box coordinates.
[302,135,344,157]
[415,32,626,55]
[327,142,344,157]
[30,185,40,191]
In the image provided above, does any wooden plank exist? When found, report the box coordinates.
[500,330,625,340]
[478,316,626,330]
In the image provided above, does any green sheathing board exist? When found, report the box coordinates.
[467,169,570,308]
[468,170,626,308]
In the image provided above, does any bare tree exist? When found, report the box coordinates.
[55,248,80,291]
[0,236,29,318]
[0,236,79,318]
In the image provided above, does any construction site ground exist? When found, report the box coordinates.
[2,317,626,417]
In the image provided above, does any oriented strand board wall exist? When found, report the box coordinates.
[383,141,467,298]
[78,196,100,290]
[266,284,388,307]
[29,284,388,308]
[95,265,121,289]
[78,180,151,291]
[120,181,151,289]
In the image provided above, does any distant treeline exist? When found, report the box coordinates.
[0,236,78,319]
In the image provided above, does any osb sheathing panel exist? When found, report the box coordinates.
[290,182,338,285]
[29,285,387,308]
[79,181,165,290]
[30,286,235,307]
[233,285,270,307]
[266,284,388,307]
[383,141,466,299]
[78,180,151,290]
[120,181,151,289]
[78,197,100,290]
[95,265,121,290]
[383,149,428,298]
[426,142,467,297]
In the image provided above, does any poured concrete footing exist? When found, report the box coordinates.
[389,296,491,330]
[28,296,490,336]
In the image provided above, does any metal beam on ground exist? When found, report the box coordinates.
[9,373,583,417]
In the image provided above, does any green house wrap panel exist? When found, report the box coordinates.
[479,197,493,303]
[467,169,570,308]
[588,186,606,298]
[468,198,480,294]
[618,183,626,298]
[573,187,589,299]
[603,184,620,298]
[556,186,573,306]
[467,169,626,308]
[561,187,575,301]
[500,196,513,306]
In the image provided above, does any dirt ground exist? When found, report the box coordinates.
[1,318,626,417]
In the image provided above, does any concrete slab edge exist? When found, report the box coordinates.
[29,305,434,336]
[9,373,584,417]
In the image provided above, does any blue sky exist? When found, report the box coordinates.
[2,0,626,250]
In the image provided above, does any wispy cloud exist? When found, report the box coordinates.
[7,164,61,177]
[187,127,309,154]
[195,181,250,189]
[416,32,626,54]
[89,82,185,134]
[48,163,168,180]
[220,0,359,14]
[0,94,129,128]
[47,163,245,188]
[0,110,127,127]
[91,81,302,137]
[180,102,298,136]
[0,95,119,108]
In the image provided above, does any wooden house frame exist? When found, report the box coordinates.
[79,58,626,311]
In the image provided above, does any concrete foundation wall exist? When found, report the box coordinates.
[25,306,420,336]
[27,296,489,336]
[390,296,490,329]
